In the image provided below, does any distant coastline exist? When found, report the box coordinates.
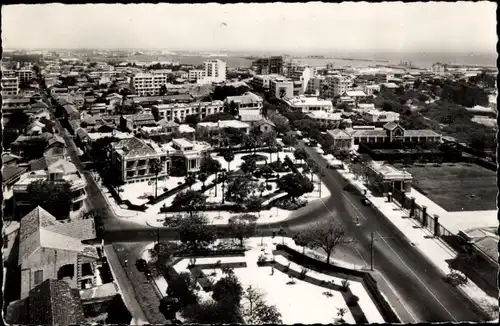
[335,57,390,63]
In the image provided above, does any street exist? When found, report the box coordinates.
[46,89,488,322]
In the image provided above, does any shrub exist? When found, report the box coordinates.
[341,279,350,291]
[272,197,307,210]
[445,270,468,286]
[346,295,359,307]
[241,154,267,162]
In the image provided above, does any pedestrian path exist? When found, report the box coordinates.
[337,168,498,319]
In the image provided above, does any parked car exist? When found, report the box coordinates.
[360,197,370,206]
[144,269,152,279]
[135,259,148,272]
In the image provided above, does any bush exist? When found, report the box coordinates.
[346,295,359,307]
[241,154,268,162]
[272,197,307,210]
[445,270,468,286]
[269,161,290,173]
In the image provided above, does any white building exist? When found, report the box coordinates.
[152,100,225,122]
[225,92,263,121]
[269,77,294,99]
[361,110,400,124]
[251,74,283,90]
[197,120,251,134]
[16,69,34,83]
[188,69,206,82]
[130,72,168,96]
[363,85,381,96]
[202,59,226,83]
[1,76,19,96]
[282,95,333,113]
[306,111,343,127]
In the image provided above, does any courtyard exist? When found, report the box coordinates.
[396,163,497,212]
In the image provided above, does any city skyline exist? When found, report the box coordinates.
[2,2,497,55]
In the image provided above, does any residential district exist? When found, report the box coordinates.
[2,50,498,325]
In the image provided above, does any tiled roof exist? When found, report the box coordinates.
[2,153,22,165]
[383,121,400,130]
[19,206,97,265]
[2,165,29,184]
[115,137,156,156]
[158,119,179,128]
[351,129,387,137]
[327,129,352,139]
[404,129,441,137]
[254,119,276,128]
[28,279,85,326]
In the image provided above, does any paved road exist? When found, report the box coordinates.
[295,141,488,322]
[45,88,488,322]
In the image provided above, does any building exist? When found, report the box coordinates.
[120,113,157,131]
[2,96,31,115]
[111,136,211,183]
[252,56,283,75]
[202,59,226,83]
[16,69,34,83]
[366,161,413,194]
[188,69,206,82]
[326,122,442,150]
[253,119,276,133]
[363,84,381,96]
[2,76,19,96]
[361,110,400,124]
[432,63,447,75]
[151,101,224,122]
[197,120,251,135]
[17,206,97,299]
[130,72,168,96]
[343,90,367,102]
[282,95,333,113]
[225,92,263,121]
[269,77,294,99]
[251,74,282,90]
[5,279,86,326]
[13,157,88,216]
[330,75,354,97]
[306,111,344,128]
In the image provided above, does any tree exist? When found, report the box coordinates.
[105,294,132,325]
[178,213,216,251]
[199,154,222,175]
[228,215,257,247]
[166,272,200,307]
[226,100,239,116]
[171,190,207,217]
[299,219,345,264]
[293,232,309,254]
[26,180,72,219]
[159,84,168,96]
[182,299,243,324]
[185,172,197,189]
[202,112,235,123]
[277,173,314,202]
[198,172,208,189]
[242,286,283,325]
[282,133,297,148]
[294,148,309,164]
[225,175,253,204]
[307,158,319,183]
[240,156,257,175]
[223,150,235,172]
[262,130,278,163]
[212,272,244,305]
[185,113,200,126]
[149,158,163,199]
[159,296,181,320]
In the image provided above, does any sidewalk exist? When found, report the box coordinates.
[337,168,498,319]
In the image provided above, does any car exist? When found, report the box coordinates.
[360,197,371,206]
[144,269,152,279]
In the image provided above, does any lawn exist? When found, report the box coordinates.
[399,163,497,211]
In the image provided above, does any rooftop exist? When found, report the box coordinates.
[284,96,333,107]
[225,91,263,104]
[370,161,413,180]
[307,111,343,120]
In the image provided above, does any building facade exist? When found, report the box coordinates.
[269,77,294,99]
[2,76,20,96]
[203,59,226,83]
[152,100,225,122]
[282,95,334,113]
[130,72,168,96]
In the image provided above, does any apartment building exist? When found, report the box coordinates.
[269,77,294,99]
[16,69,34,83]
[197,120,251,135]
[251,74,282,90]
[2,97,31,115]
[282,95,333,113]
[130,72,168,96]
[188,69,206,82]
[252,56,283,75]
[363,84,381,96]
[201,59,227,84]
[330,75,354,97]
[151,100,224,122]
[111,136,211,183]
[2,76,19,96]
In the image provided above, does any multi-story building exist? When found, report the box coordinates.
[269,77,294,99]
[330,75,354,97]
[225,92,263,121]
[17,206,97,299]
[2,97,31,115]
[363,84,381,96]
[111,137,211,183]
[432,63,447,75]
[202,59,226,83]
[16,69,34,83]
[13,157,88,216]
[306,111,344,128]
[151,100,224,122]
[281,95,333,113]
[188,69,206,82]
[252,56,283,75]
[2,76,19,96]
[197,120,251,135]
[130,72,168,96]
[251,74,282,90]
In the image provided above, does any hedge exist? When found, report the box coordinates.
[148,181,191,205]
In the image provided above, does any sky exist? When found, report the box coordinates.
[1,2,497,54]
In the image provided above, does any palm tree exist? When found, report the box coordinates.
[223,150,235,172]
[198,172,208,190]
[149,158,163,199]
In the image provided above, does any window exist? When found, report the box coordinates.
[34,270,43,285]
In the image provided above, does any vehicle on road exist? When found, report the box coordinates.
[135,259,148,272]
[360,197,371,206]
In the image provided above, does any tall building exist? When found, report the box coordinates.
[252,56,283,75]
[16,69,34,83]
[130,72,168,96]
[269,77,294,99]
[203,59,226,83]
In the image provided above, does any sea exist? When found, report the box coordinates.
[108,51,497,70]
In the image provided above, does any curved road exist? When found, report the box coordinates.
[53,92,487,323]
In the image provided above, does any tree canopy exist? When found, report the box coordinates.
[172,190,207,217]
[26,180,73,220]
[178,213,216,251]
[277,173,314,201]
